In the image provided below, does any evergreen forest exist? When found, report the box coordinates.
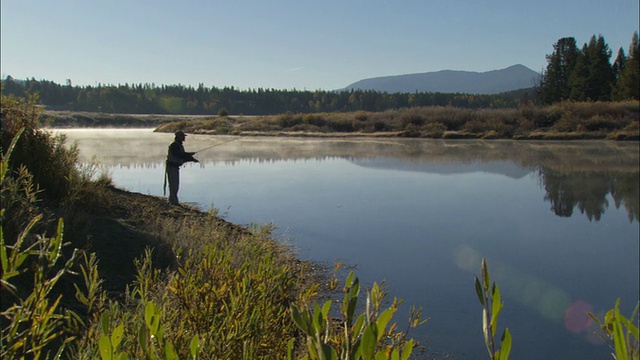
[537,33,639,104]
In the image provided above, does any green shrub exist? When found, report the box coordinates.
[1,94,81,204]
[588,299,639,360]
[1,128,100,359]
[288,270,427,360]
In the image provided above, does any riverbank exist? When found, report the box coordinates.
[41,100,640,140]
[63,184,314,295]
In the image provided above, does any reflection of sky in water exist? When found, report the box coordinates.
[60,129,639,359]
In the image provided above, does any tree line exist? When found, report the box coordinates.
[0,77,527,115]
[536,32,639,104]
[1,32,637,115]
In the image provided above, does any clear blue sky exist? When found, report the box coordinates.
[2,0,638,90]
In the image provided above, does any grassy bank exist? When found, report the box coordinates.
[148,101,638,140]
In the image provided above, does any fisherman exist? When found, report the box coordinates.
[166,130,198,205]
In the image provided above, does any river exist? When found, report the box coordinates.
[58,128,639,359]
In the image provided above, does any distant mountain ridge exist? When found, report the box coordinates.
[341,64,540,94]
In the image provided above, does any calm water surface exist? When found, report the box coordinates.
[59,128,639,359]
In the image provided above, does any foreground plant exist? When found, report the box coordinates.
[588,299,639,360]
[474,258,512,360]
[1,129,86,358]
[288,271,427,360]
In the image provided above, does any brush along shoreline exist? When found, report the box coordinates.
[42,100,640,141]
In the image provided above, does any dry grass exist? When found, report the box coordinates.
[151,100,640,140]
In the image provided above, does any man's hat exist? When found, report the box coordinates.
[174,131,187,137]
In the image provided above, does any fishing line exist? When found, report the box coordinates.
[194,137,239,154]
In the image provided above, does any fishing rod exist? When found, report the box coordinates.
[194,137,238,154]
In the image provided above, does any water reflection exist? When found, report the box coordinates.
[62,129,639,223]
[542,168,638,222]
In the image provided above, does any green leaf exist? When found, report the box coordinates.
[290,305,309,334]
[352,278,360,297]
[490,284,503,337]
[111,324,124,350]
[137,324,148,353]
[612,299,628,360]
[0,227,8,277]
[164,341,179,360]
[375,351,388,360]
[624,314,639,339]
[312,302,324,334]
[345,271,355,290]
[189,334,200,359]
[48,218,64,264]
[481,258,490,292]
[100,312,110,335]
[287,338,295,360]
[1,128,24,180]
[321,300,332,319]
[474,276,485,306]
[319,343,338,360]
[145,301,160,335]
[99,334,112,360]
[353,314,366,336]
[498,328,512,360]
[375,308,395,340]
[371,282,380,310]
[361,324,377,360]
[401,339,415,360]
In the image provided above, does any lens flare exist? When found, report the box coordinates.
[564,300,594,334]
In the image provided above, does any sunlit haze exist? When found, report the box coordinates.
[2,0,638,90]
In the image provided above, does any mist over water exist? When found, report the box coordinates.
[59,128,639,359]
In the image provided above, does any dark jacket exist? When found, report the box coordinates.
[166,141,197,168]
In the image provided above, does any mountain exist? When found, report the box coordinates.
[341,64,540,94]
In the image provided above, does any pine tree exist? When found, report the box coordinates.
[569,44,590,101]
[584,35,614,101]
[613,31,640,100]
[568,35,614,101]
[537,37,580,104]
[612,47,627,82]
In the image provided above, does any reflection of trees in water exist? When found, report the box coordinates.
[540,168,639,222]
